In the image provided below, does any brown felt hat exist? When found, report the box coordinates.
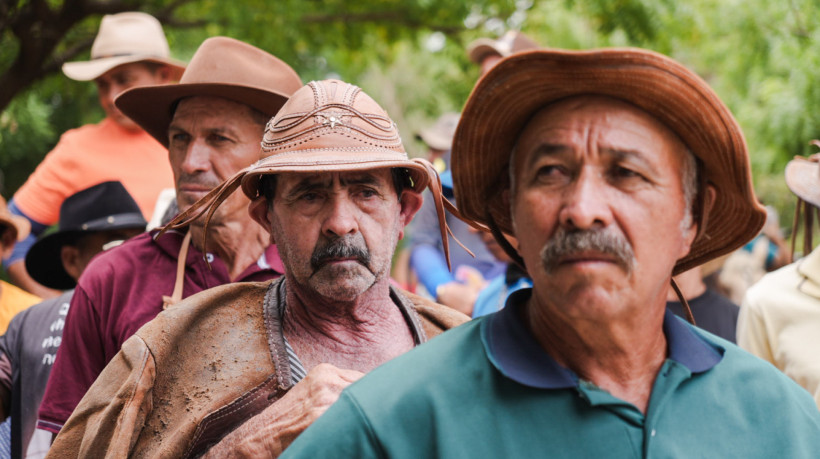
[451,47,766,274]
[115,36,302,147]
[62,12,185,81]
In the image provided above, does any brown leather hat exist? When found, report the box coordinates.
[451,47,766,275]
[115,36,302,147]
[163,79,466,267]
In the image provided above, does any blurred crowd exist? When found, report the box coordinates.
[0,11,818,459]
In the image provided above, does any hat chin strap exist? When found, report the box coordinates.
[669,277,696,325]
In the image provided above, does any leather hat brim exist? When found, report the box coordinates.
[25,215,147,290]
[62,55,185,81]
[115,83,290,147]
[786,157,820,208]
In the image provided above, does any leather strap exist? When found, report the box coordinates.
[162,229,192,309]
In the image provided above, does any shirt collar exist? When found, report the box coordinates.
[481,288,724,390]
[150,228,284,277]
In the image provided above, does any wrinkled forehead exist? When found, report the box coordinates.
[512,95,689,173]
[170,95,260,126]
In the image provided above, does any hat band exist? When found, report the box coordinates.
[73,213,147,231]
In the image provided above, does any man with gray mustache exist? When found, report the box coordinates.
[44,79,469,457]
[282,48,820,457]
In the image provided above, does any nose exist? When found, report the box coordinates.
[321,195,359,238]
[179,139,212,175]
[558,167,613,230]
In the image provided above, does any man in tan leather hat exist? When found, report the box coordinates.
[44,79,468,458]
[282,48,820,457]
[6,12,184,297]
[738,150,820,409]
[37,36,300,445]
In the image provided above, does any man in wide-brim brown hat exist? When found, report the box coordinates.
[280,48,820,458]
[738,150,820,409]
[44,78,469,457]
[40,37,306,456]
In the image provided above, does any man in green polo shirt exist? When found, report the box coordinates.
[281,48,820,457]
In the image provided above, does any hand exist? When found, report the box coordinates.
[204,363,363,458]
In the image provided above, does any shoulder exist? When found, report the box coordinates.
[701,332,820,417]
[745,261,800,299]
[346,317,485,404]
[398,289,470,335]
[78,233,160,282]
[134,280,272,345]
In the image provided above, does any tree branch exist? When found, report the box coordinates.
[301,11,463,34]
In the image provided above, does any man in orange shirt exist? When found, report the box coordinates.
[5,12,184,297]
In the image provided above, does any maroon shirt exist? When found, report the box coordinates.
[37,229,284,433]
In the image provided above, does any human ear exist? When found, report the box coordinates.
[248,198,276,243]
[60,246,83,282]
[396,190,423,240]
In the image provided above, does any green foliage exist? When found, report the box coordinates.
[3,0,820,233]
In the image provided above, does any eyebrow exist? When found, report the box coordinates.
[525,144,660,173]
[285,173,381,198]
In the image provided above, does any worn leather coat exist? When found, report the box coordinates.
[45,279,469,458]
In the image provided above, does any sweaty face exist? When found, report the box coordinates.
[510,96,697,319]
[95,62,169,131]
[268,170,412,301]
[168,96,265,223]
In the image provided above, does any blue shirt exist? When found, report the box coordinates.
[283,288,820,458]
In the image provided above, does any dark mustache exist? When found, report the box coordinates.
[540,228,634,273]
[177,175,221,191]
[310,238,371,270]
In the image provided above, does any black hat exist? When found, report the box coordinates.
[25,181,147,289]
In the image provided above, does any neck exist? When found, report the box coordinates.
[526,289,668,414]
[282,276,414,372]
[189,215,269,280]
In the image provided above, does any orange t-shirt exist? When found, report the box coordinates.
[0,280,41,334]
[14,117,174,225]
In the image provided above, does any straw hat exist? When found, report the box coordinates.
[62,12,185,81]
[416,112,460,151]
[115,36,303,147]
[25,182,147,289]
[467,31,540,64]
[451,47,766,275]
[0,195,30,242]
[163,79,465,267]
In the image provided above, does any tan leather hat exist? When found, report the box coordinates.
[163,79,466,267]
[467,31,539,64]
[0,195,30,242]
[451,47,766,275]
[115,36,302,147]
[62,12,186,81]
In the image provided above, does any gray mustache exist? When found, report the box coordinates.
[310,238,371,270]
[540,228,634,273]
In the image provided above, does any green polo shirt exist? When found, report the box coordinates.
[282,289,820,458]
